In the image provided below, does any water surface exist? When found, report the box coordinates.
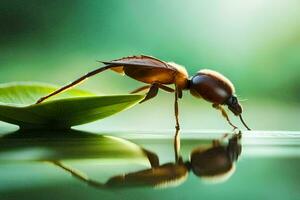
[0,129,299,200]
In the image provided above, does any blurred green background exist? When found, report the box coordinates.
[0,0,300,130]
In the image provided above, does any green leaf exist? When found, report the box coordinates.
[0,82,145,129]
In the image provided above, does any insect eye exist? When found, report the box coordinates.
[226,95,237,105]
[232,96,238,104]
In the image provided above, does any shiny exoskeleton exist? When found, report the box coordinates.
[36,55,251,130]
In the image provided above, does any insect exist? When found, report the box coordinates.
[36,55,251,130]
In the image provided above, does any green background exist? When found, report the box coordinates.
[1,0,300,130]
[0,1,299,199]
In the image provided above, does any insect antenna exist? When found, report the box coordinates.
[239,115,251,130]
[236,94,248,102]
[238,98,248,102]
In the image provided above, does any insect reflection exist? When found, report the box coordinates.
[35,55,251,130]
[53,131,242,188]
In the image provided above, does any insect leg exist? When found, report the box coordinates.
[52,161,105,189]
[174,88,180,131]
[131,84,174,94]
[177,89,183,98]
[174,128,181,163]
[35,65,112,104]
[212,104,238,130]
[139,84,159,103]
[142,149,160,167]
[130,85,151,94]
[156,84,175,93]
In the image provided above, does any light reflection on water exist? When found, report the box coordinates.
[0,129,299,200]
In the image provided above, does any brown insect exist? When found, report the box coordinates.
[36,55,251,130]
